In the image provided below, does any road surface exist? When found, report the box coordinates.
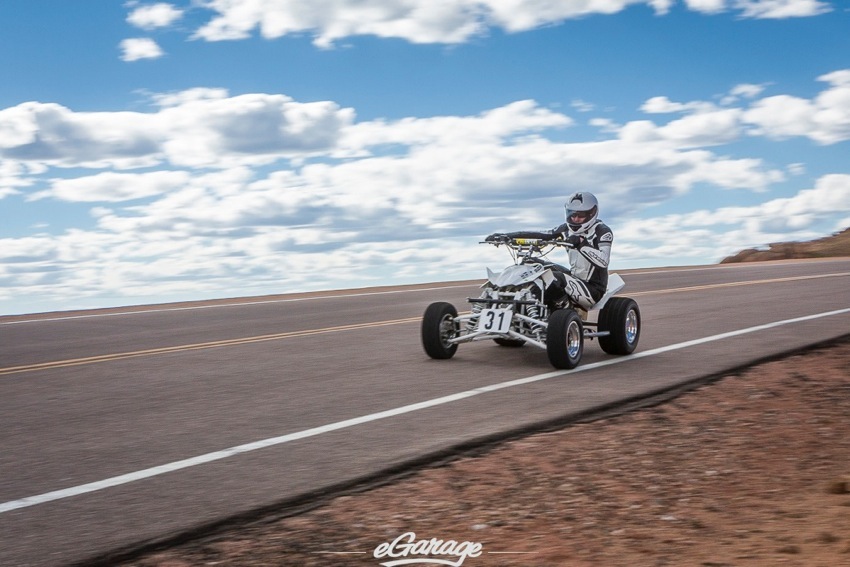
[1,258,849,566]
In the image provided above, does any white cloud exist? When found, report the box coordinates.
[641,96,712,114]
[0,159,33,197]
[729,83,767,99]
[684,0,832,18]
[657,108,744,147]
[4,74,850,313]
[720,83,769,105]
[743,70,850,144]
[192,0,487,46]
[638,72,850,146]
[40,170,192,202]
[684,0,726,13]
[0,101,162,167]
[613,173,850,266]
[0,91,354,169]
[184,0,823,48]
[120,37,165,61]
[127,3,183,29]
[736,0,832,19]
[340,100,572,154]
[157,93,355,166]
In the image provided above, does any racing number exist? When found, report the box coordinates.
[478,308,512,333]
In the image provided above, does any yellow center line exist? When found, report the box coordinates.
[0,317,421,377]
[3,271,848,377]
[628,271,850,297]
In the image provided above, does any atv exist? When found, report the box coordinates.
[421,238,640,369]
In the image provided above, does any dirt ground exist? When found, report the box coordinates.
[123,338,850,567]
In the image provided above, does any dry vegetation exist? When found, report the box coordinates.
[122,339,850,567]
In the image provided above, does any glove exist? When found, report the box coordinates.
[485,233,509,242]
[567,234,586,248]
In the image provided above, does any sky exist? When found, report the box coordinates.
[1,1,849,316]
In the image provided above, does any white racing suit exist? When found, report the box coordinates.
[505,220,612,310]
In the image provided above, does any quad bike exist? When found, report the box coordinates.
[421,238,640,369]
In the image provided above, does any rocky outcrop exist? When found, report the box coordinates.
[721,227,850,263]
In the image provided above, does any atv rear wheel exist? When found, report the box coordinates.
[598,297,640,355]
[421,302,459,359]
[546,308,584,369]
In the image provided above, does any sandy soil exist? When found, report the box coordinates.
[123,339,850,567]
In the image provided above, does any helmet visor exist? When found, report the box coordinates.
[567,209,592,223]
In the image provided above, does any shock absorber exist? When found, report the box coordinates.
[468,289,489,329]
[520,288,545,340]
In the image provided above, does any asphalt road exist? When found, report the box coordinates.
[1,259,849,566]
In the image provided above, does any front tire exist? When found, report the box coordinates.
[421,302,459,359]
[598,297,640,355]
[546,308,584,369]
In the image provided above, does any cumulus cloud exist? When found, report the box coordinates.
[127,3,183,29]
[685,0,832,17]
[613,173,850,266]
[339,100,572,154]
[0,101,162,166]
[743,70,850,144]
[156,93,355,166]
[3,73,850,313]
[120,37,165,61]
[637,72,850,146]
[736,0,832,19]
[684,0,727,13]
[38,170,192,202]
[182,0,825,48]
[0,91,354,169]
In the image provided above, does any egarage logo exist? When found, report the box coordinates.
[373,532,483,567]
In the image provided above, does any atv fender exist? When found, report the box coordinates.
[590,273,625,311]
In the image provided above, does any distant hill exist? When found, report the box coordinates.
[720,227,850,264]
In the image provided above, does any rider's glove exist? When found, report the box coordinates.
[567,234,586,248]
[485,233,508,242]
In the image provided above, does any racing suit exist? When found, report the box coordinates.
[502,220,612,309]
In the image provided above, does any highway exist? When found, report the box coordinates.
[1,258,849,566]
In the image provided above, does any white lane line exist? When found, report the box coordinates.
[1,306,849,515]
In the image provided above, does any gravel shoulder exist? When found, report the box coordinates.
[123,338,850,567]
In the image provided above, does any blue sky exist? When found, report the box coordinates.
[1,1,849,315]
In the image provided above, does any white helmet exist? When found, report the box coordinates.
[565,192,599,234]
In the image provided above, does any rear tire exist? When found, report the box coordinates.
[598,297,640,355]
[421,302,459,359]
[546,308,584,369]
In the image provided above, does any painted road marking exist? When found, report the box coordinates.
[0,317,421,376]
[5,259,849,325]
[0,284,480,326]
[1,306,849,514]
[2,272,849,377]
[630,271,850,297]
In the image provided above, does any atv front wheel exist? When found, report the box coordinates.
[546,308,584,369]
[598,297,640,355]
[421,302,459,359]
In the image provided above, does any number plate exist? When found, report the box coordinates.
[477,308,513,334]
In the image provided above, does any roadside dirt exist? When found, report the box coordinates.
[123,339,850,567]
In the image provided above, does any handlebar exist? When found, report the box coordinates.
[480,238,572,248]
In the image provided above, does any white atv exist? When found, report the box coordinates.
[421,238,640,369]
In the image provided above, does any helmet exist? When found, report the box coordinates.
[565,192,599,234]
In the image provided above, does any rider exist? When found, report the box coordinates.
[485,192,612,310]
